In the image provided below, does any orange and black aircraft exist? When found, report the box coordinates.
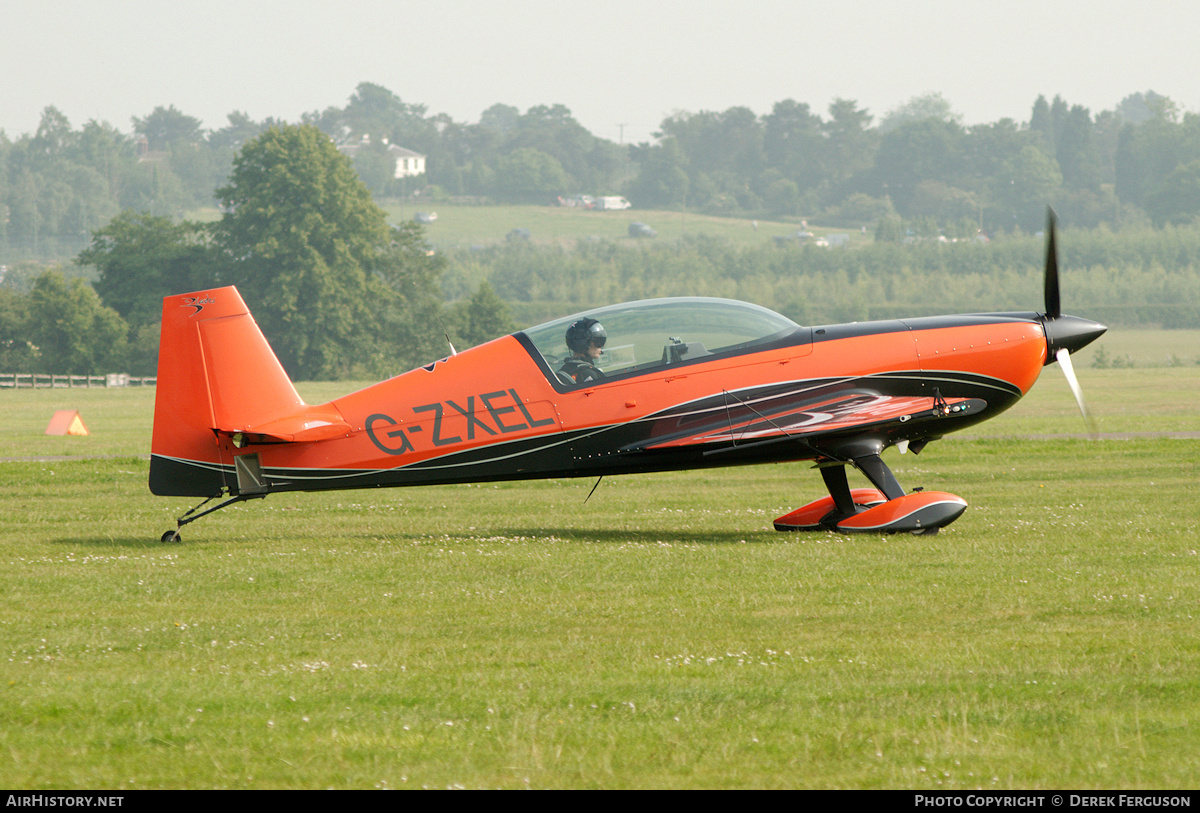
[150,211,1105,541]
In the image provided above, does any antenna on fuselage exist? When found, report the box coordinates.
[584,476,603,503]
[434,315,459,356]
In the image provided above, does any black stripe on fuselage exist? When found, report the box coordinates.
[810,312,1041,343]
[151,358,1029,498]
[240,368,1023,493]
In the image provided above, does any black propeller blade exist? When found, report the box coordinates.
[1041,207,1106,358]
[1044,208,1060,319]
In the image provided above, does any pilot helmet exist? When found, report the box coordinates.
[566,318,607,355]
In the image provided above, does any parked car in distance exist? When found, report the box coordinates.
[559,194,595,208]
[628,221,657,238]
[595,196,631,210]
[414,211,437,224]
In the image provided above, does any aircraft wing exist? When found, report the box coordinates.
[621,380,986,454]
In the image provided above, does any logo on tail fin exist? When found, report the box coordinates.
[181,296,216,315]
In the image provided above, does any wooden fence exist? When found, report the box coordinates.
[0,373,156,389]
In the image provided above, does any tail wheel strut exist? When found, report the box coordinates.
[160,493,266,543]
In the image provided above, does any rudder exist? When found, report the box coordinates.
[149,287,304,496]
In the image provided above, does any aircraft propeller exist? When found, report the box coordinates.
[1040,208,1106,433]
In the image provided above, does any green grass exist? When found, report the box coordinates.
[1075,330,1200,369]
[376,202,860,250]
[0,385,159,458]
[1,368,1198,788]
[971,364,1200,437]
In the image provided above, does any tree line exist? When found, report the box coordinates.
[1,125,513,380]
[630,91,1200,233]
[4,85,1200,264]
[442,226,1200,332]
[4,84,1200,379]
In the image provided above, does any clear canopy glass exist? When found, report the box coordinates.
[518,297,801,384]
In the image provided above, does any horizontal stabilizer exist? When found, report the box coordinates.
[151,286,348,496]
[216,409,352,444]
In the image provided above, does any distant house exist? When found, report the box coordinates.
[337,135,426,178]
[388,146,426,178]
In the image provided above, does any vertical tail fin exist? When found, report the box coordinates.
[149,287,305,496]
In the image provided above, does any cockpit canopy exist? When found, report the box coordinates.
[517,297,802,386]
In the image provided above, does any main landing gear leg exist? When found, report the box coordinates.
[820,464,861,523]
[853,453,906,501]
[160,493,266,543]
[776,462,890,531]
[821,454,905,526]
[816,462,864,525]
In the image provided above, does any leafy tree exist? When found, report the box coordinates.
[1029,95,1060,156]
[3,167,42,251]
[214,124,439,380]
[0,288,38,371]
[305,83,438,155]
[29,107,77,161]
[958,119,1034,228]
[133,105,205,151]
[76,211,214,327]
[506,104,623,193]
[116,160,187,216]
[347,139,397,196]
[213,124,386,378]
[657,107,765,203]
[1091,109,1124,186]
[342,82,414,141]
[823,193,896,227]
[991,145,1063,231]
[463,280,515,345]
[478,104,520,137]
[762,99,825,194]
[878,92,962,133]
[209,111,271,152]
[1116,91,1178,125]
[1113,103,1200,213]
[368,221,448,375]
[909,181,979,226]
[626,140,690,208]
[1032,100,1103,192]
[871,118,964,214]
[25,270,129,374]
[764,177,801,217]
[1145,159,1200,225]
[1058,104,1103,190]
[493,147,568,203]
[1113,122,1142,206]
[76,120,135,194]
[822,98,878,200]
[874,213,905,243]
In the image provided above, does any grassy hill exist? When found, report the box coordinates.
[378,202,869,250]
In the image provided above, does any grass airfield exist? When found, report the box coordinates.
[1,357,1198,788]
[378,201,863,250]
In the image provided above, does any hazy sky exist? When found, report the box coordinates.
[5,0,1196,145]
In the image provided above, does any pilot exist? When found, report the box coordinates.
[558,318,607,384]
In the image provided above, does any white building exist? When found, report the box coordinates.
[337,136,426,178]
[388,146,426,178]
